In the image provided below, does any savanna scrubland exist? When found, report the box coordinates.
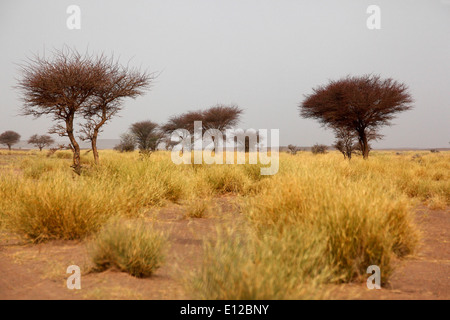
[0,149,448,299]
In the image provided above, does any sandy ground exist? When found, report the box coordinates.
[0,197,448,300]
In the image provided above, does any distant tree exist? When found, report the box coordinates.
[311,144,328,154]
[0,131,21,151]
[202,104,243,152]
[161,110,203,146]
[287,144,300,155]
[28,134,55,151]
[114,133,135,152]
[299,75,413,158]
[162,136,179,151]
[161,104,243,152]
[130,121,161,155]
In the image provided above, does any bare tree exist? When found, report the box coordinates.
[28,134,55,151]
[0,131,21,151]
[299,75,413,158]
[17,48,109,174]
[17,48,152,173]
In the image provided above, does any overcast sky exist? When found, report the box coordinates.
[1,0,449,148]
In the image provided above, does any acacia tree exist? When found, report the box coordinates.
[161,110,204,142]
[17,49,152,172]
[17,49,109,174]
[0,131,21,151]
[130,120,162,154]
[300,75,413,158]
[202,104,243,152]
[80,58,151,164]
[28,134,55,151]
[161,104,243,151]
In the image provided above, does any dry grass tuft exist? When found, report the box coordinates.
[89,219,167,278]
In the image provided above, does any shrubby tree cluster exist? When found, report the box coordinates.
[115,105,244,155]
[114,121,162,154]
[114,133,136,152]
[311,144,328,154]
[287,144,300,155]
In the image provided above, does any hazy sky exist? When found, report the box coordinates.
[1,0,449,148]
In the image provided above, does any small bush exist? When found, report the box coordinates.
[311,144,328,154]
[426,194,447,210]
[243,168,419,282]
[5,175,117,242]
[185,199,210,218]
[20,158,65,179]
[54,151,73,159]
[89,219,166,278]
[192,228,333,299]
[287,144,300,155]
[205,166,250,194]
[114,133,136,152]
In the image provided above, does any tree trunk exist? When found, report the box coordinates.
[7,145,11,151]
[66,117,82,175]
[347,150,352,160]
[211,136,218,153]
[91,111,106,165]
[91,129,99,165]
[358,131,370,159]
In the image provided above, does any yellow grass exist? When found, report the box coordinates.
[89,219,167,278]
[0,149,448,297]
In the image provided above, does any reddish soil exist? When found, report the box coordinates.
[0,201,448,300]
[0,197,243,300]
